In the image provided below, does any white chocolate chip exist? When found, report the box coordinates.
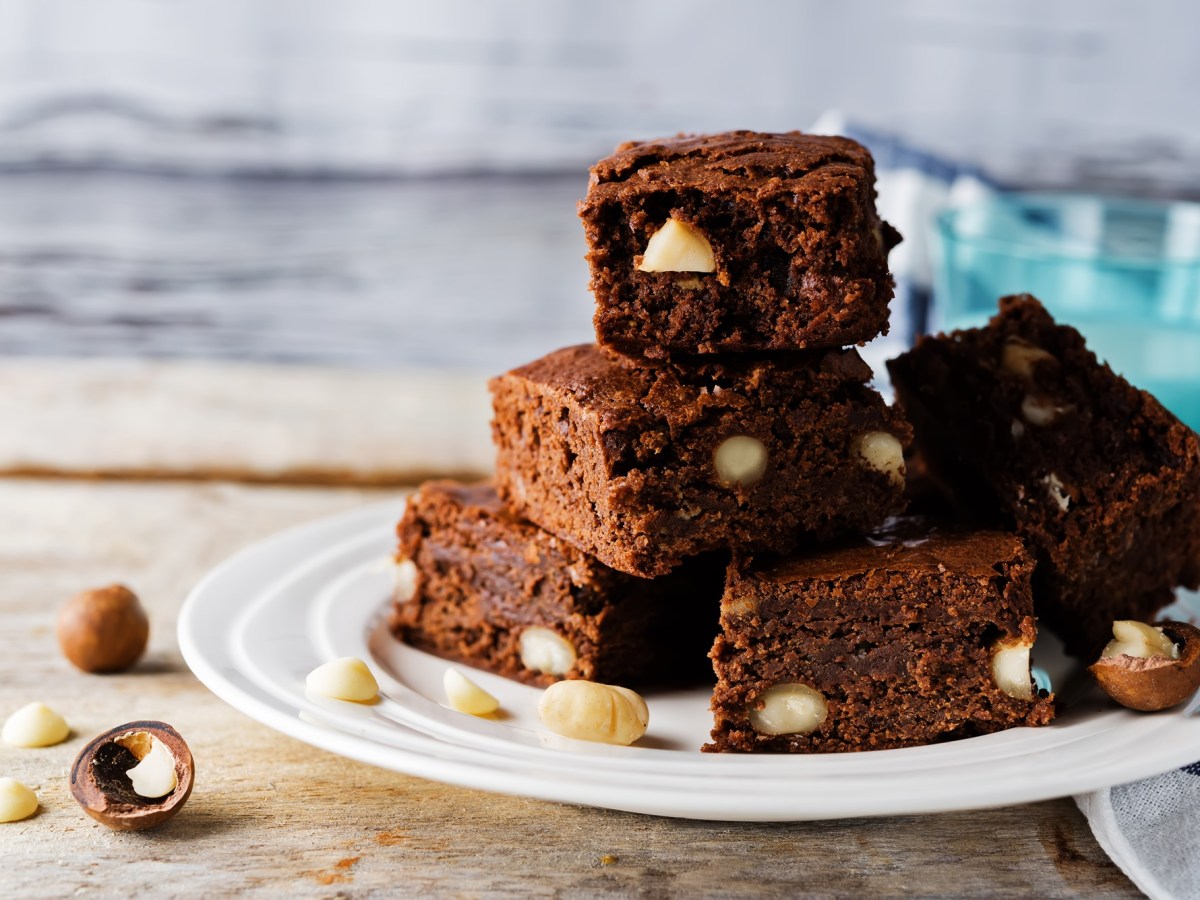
[537,681,648,745]
[443,668,500,716]
[991,640,1035,700]
[714,435,768,486]
[855,432,905,485]
[1001,338,1055,379]
[1101,620,1180,660]
[1042,473,1070,512]
[119,733,178,799]
[0,778,38,823]
[393,559,418,602]
[638,218,716,273]
[305,657,380,703]
[1,702,69,748]
[1021,394,1070,426]
[1011,419,1026,439]
[747,683,828,736]
[519,627,577,676]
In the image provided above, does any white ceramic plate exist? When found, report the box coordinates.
[178,499,1200,821]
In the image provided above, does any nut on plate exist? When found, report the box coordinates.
[1089,620,1200,712]
[305,657,379,702]
[538,681,648,745]
[56,584,150,674]
[70,721,194,830]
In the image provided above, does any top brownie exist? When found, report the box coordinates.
[578,130,900,359]
[888,295,1200,657]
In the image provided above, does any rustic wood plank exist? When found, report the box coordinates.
[0,479,1137,897]
[0,361,493,484]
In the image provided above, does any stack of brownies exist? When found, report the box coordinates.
[391,131,1200,753]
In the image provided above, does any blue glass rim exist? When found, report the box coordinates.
[936,192,1200,270]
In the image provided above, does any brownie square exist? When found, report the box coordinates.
[490,344,910,578]
[578,130,900,359]
[887,295,1200,657]
[390,480,720,688]
[707,524,1056,754]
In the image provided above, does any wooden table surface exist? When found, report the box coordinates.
[0,362,1141,899]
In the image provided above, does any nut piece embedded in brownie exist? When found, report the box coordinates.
[390,480,721,688]
[490,344,910,578]
[578,130,901,359]
[887,295,1200,658]
[706,524,1056,754]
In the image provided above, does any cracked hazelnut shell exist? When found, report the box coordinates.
[57,585,150,673]
[1088,621,1200,712]
[70,721,193,830]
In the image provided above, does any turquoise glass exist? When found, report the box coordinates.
[935,193,1200,431]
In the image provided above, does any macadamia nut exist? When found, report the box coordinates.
[1101,620,1179,660]
[537,681,648,745]
[305,657,379,703]
[748,683,828,736]
[0,778,38,823]
[519,627,577,676]
[57,584,149,674]
[638,218,716,273]
[1089,620,1200,712]
[393,559,418,602]
[2,702,70,748]
[855,432,905,485]
[1001,338,1055,379]
[1021,394,1070,426]
[1042,473,1071,512]
[443,669,499,716]
[991,639,1035,700]
[714,435,768,486]
[70,720,193,830]
[121,733,178,799]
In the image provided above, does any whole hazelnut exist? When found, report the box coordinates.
[1089,620,1200,712]
[56,585,150,674]
[70,721,194,830]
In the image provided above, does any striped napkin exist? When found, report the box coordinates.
[1077,766,1200,900]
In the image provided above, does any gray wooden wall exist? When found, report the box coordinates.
[1,0,1198,193]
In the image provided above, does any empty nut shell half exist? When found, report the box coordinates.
[70,721,194,830]
[1089,621,1200,712]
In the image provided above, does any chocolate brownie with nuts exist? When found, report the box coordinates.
[490,343,910,578]
[888,295,1200,658]
[578,130,900,359]
[390,480,720,688]
[707,522,1056,754]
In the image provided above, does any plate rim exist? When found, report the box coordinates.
[178,498,1200,821]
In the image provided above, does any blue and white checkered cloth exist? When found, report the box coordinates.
[820,111,1200,899]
